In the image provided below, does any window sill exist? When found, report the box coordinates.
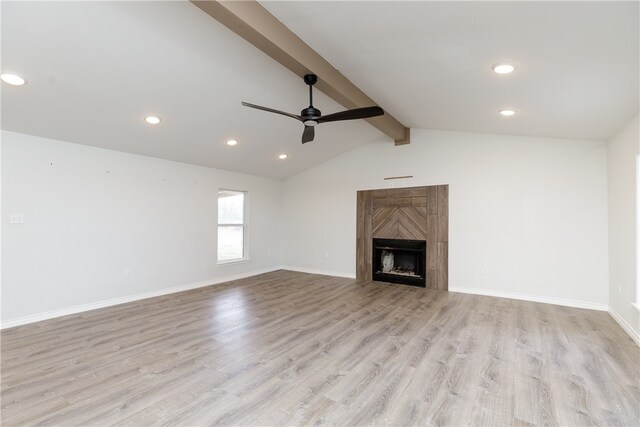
[217,258,251,267]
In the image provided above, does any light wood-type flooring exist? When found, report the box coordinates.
[1,270,638,426]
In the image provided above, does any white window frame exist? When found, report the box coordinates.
[217,189,249,264]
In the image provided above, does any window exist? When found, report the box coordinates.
[217,190,247,262]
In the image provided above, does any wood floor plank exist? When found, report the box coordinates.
[1,270,638,426]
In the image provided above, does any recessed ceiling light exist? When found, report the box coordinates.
[278,154,288,160]
[1,73,26,86]
[499,109,516,116]
[226,139,238,146]
[493,64,516,74]
[145,116,161,125]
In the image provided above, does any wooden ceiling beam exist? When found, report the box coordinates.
[191,0,410,145]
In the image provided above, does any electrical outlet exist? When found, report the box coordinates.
[9,213,24,224]
[618,283,622,295]
[125,269,132,279]
[482,265,489,274]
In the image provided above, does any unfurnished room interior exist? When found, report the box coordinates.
[1,1,639,426]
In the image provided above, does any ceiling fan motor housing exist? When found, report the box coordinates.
[301,106,321,124]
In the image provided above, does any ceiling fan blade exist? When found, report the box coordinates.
[302,125,315,144]
[241,102,301,121]
[318,106,384,123]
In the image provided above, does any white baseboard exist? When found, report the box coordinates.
[609,309,640,347]
[280,265,356,279]
[0,266,281,330]
[449,286,609,311]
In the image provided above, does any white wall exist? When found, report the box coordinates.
[282,129,610,309]
[1,131,282,324]
[607,114,640,339]
[1,127,618,327]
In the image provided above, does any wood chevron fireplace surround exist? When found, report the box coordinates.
[356,185,449,290]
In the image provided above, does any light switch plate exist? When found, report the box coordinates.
[9,213,24,224]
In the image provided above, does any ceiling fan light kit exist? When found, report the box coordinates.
[242,74,385,144]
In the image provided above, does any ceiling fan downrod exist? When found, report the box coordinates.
[301,74,321,125]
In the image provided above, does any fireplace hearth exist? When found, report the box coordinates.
[372,238,426,287]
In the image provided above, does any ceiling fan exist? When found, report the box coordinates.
[242,74,384,144]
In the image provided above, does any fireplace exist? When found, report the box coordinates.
[372,238,426,287]
[356,186,448,289]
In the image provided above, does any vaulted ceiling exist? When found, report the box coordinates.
[2,1,638,179]
[263,0,638,141]
[1,1,384,179]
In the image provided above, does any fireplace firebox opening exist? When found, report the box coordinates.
[372,238,426,287]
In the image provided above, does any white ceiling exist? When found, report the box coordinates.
[0,1,385,180]
[2,2,638,180]
[263,0,639,141]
